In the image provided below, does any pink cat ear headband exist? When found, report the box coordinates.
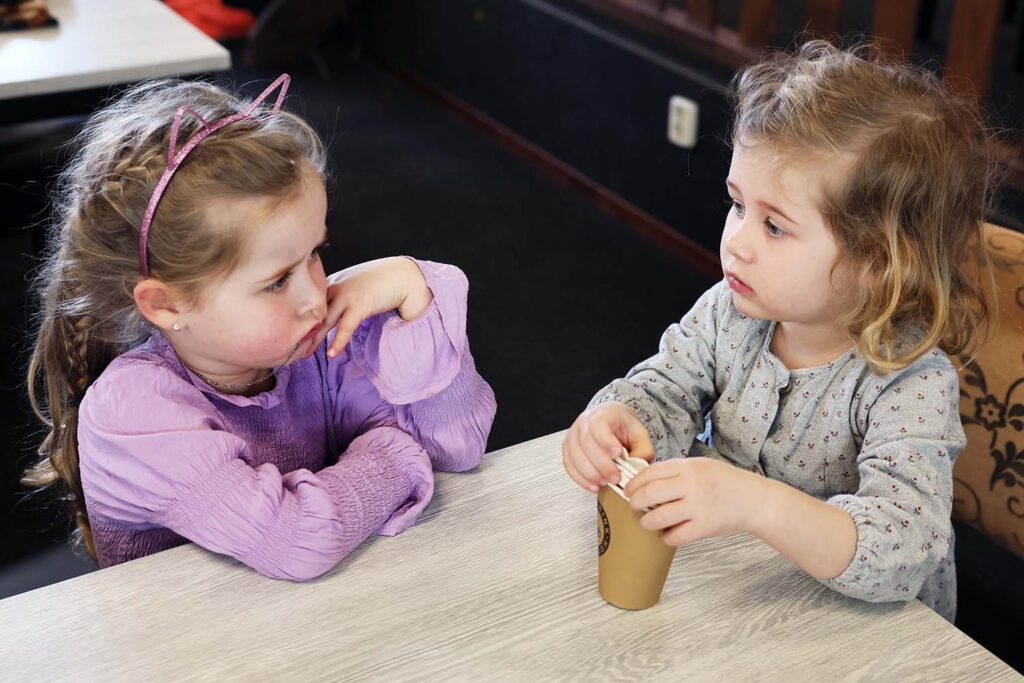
[138,74,291,276]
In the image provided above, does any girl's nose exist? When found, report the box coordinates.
[297,261,328,320]
[724,219,754,263]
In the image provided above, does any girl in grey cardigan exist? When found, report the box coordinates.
[562,41,999,623]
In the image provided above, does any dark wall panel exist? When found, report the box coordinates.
[358,0,737,254]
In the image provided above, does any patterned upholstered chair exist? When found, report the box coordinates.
[954,223,1024,557]
[951,222,1024,671]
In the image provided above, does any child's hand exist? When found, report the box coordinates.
[562,402,655,493]
[624,457,763,546]
[314,257,434,359]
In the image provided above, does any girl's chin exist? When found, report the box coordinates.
[281,341,305,365]
[733,301,778,324]
[236,340,307,370]
[239,351,298,371]
[731,296,763,318]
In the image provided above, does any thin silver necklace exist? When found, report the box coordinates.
[193,344,300,391]
[198,369,277,391]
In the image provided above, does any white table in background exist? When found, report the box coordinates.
[0,0,229,100]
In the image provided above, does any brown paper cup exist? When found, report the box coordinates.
[597,483,677,610]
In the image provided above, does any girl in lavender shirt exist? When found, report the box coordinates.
[22,75,496,580]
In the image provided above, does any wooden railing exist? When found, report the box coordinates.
[580,0,1005,99]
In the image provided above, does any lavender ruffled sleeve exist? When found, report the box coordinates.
[328,259,497,481]
[78,363,428,581]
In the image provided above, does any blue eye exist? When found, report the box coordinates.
[265,239,330,293]
[765,220,786,238]
[728,199,745,218]
[266,272,292,292]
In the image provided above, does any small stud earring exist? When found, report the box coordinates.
[172,322,181,331]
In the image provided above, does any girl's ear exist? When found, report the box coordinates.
[133,279,185,331]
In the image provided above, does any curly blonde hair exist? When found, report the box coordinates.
[22,78,327,558]
[730,40,1001,374]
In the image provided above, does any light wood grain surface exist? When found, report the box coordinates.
[0,431,1019,681]
[0,0,230,100]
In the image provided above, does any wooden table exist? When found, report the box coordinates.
[0,432,1018,681]
[0,0,230,100]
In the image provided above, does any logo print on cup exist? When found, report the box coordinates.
[598,501,611,556]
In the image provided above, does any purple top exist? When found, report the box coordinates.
[78,260,497,580]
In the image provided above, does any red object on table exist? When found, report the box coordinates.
[165,0,254,41]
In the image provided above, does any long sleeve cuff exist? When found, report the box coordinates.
[398,344,496,473]
[319,427,435,538]
[819,495,941,604]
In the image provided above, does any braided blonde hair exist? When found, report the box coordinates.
[22,78,327,557]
